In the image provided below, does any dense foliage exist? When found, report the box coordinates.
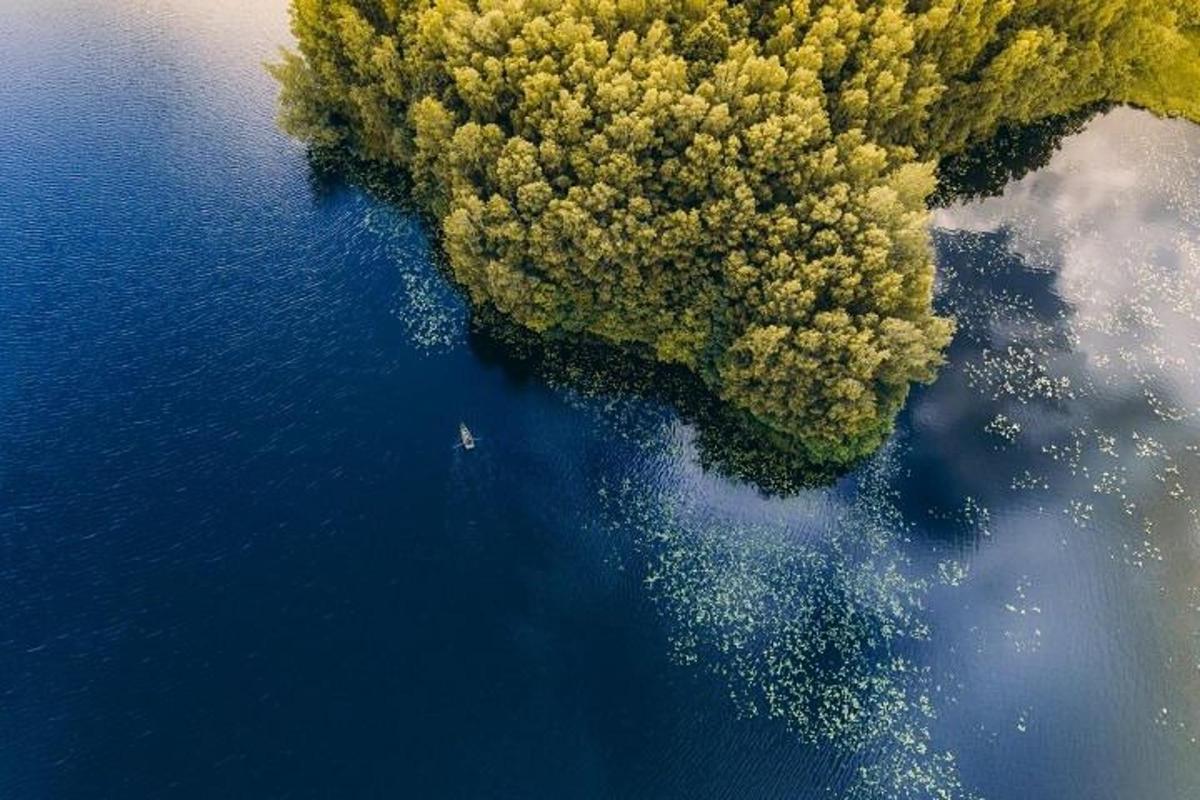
[274,0,1198,465]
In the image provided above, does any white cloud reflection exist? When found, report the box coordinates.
[935,108,1200,415]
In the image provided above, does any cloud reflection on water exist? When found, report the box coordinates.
[922,107,1200,796]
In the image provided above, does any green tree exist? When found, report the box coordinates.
[272,0,1198,467]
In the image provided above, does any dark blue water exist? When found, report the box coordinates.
[2,3,1198,799]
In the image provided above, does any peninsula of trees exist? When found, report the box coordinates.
[274,0,1199,466]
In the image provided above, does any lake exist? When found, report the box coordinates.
[1,2,1198,798]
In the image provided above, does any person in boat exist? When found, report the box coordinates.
[458,422,476,450]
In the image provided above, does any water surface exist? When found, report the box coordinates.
[1,2,1198,798]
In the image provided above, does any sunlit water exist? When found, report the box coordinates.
[1,2,1198,798]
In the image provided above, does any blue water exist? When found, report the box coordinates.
[2,3,1199,799]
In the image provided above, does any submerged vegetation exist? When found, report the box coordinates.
[274,0,1199,466]
[600,440,977,799]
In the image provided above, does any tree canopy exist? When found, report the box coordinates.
[273,0,1198,466]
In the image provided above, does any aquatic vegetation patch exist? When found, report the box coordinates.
[363,205,469,353]
[600,443,977,799]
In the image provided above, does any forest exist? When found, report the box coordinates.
[273,0,1199,466]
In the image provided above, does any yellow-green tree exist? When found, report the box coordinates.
[273,0,1198,466]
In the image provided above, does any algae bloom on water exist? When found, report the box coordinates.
[272,0,1199,467]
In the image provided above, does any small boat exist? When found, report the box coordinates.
[458,422,476,450]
